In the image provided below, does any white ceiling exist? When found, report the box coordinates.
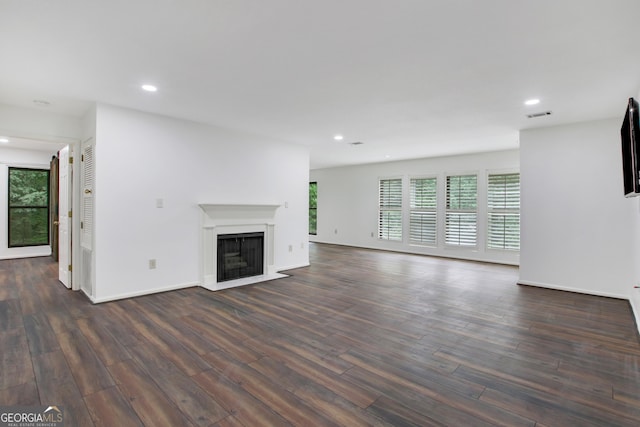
[1,0,639,168]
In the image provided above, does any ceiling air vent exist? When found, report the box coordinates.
[349,141,364,146]
[527,111,552,119]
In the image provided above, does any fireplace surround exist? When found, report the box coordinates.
[199,204,286,291]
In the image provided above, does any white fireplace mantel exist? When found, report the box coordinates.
[199,203,281,227]
[198,203,286,291]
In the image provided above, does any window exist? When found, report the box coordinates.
[8,167,50,247]
[410,177,437,245]
[378,178,402,241]
[309,182,317,235]
[487,173,520,250]
[445,174,477,246]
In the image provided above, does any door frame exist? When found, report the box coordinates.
[70,140,82,291]
[57,145,71,288]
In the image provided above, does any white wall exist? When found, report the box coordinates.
[632,198,640,329]
[630,90,640,330]
[0,103,81,144]
[519,118,640,299]
[92,104,309,302]
[0,147,54,259]
[310,150,520,265]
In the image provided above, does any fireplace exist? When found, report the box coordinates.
[199,203,286,291]
[217,232,264,282]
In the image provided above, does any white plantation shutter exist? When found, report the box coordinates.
[410,177,437,245]
[81,143,94,250]
[445,175,477,246]
[487,173,520,250]
[378,178,402,241]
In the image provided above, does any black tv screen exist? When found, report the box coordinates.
[622,97,640,197]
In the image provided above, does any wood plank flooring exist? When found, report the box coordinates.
[1,243,640,426]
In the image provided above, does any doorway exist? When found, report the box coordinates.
[50,145,73,288]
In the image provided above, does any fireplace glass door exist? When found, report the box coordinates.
[217,232,264,282]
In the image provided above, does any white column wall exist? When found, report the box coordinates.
[519,118,639,299]
[92,104,309,302]
[631,90,640,329]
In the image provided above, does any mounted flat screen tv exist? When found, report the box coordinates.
[621,97,640,197]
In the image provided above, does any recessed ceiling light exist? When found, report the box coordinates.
[141,84,158,92]
[333,134,344,141]
[524,98,540,106]
[0,138,9,143]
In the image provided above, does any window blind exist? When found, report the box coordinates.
[378,178,402,241]
[410,177,437,245]
[445,174,477,246]
[487,173,520,250]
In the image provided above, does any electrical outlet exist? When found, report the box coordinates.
[149,259,157,269]
[288,245,293,252]
[371,232,374,237]
[334,229,338,234]
[156,198,164,208]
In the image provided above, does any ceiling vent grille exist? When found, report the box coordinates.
[349,141,364,146]
[527,111,552,119]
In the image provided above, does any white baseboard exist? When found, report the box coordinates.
[0,252,52,260]
[277,262,310,272]
[90,281,199,304]
[518,280,640,336]
[517,279,628,300]
[81,288,97,304]
[309,241,519,266]
[83,265,309,303]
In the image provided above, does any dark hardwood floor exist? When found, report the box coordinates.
[1,243,640,426]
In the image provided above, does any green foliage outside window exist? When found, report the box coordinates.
[445,174,477,246]
[309,182,317,235]
[378,178,403,240]
[446,175,477,210]
[8,167,50,247]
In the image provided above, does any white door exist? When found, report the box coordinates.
[58,146,71,288]
[80,139,95,297]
